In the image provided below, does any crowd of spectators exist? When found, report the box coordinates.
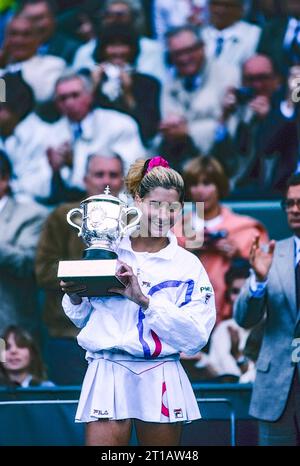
[0,0,299,386]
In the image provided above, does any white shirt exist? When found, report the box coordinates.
[62,232,216,359]
[0,113,53,203]
[280,100,296,119]
[0,54,66,102]
[204,214,223,229]
[202,20,262,68]
[0,195,8,214]
[50,108,146,189]
[250,236,300,296]
[294,235,300,266]
[73,37,168,84]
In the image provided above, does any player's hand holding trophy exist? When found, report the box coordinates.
[58,186,142,296]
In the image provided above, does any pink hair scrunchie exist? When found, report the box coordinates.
[145,156,170,174]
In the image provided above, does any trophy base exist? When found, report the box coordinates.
[57,258,125,297]
[83,249,118,260]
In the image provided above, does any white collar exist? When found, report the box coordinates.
[67,111,94,142]
[206,20,245,41]
[294,235,300,261]
[118,230,178,261]
[204,214,223,229]
[0,114,32,145]
[20,374,33,388]
[0,195,9,213]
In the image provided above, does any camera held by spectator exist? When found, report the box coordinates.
[235,86,255,105]
[203,228,228,247]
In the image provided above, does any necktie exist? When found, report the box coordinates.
[72,122,82,142]
[183,76,196,92]
[215,36,224,57]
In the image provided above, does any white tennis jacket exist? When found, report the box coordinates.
[62,232,216,359]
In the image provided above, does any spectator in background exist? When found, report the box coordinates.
[257,0,300,77]
[234,173,300,445]
[46,72,145,204]
[252,64,300,187]
[174,156,268,322]
[180,258,264,382]
[201,0,261,68]
[0,150,48,337]
[0,15,66,102]
[158,25,239,166]
[0,325,54,387]
[208,259,259,382]
[153,0,207,43]
[73,0,167,84]
[35,153,124,385]
[72,4,97,43]
[17,0,80,65]
[0,72,53,203]
[211,54,295,197]
[91,24,161,146]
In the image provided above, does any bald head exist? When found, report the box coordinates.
[242,54,280,98]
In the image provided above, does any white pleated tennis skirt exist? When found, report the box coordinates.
[75,354,201,424]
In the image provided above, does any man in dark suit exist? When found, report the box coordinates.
[257,0,300,76]
[234,172,300,445]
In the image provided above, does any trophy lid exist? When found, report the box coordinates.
[83,186,125,205]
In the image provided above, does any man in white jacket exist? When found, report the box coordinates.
[160,25,240,156]
[46,72,146,201]
[0,15,66,103]
[201,0,261,68]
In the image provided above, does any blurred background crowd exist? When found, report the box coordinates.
[0,0,299,387]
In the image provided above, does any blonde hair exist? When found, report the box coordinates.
[126,158,185,202]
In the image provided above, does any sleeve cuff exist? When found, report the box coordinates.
[249,269,267,298]
[62,293,89,309]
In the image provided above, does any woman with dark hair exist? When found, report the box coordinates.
[91,24,161,146]
[60,156,215,446]
[175,155,269,322]
[0,325,54,387]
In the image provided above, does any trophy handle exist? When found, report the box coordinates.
[66,208,83,236]
[120,207,142,235]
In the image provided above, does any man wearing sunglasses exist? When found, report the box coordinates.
[234,172,300,445]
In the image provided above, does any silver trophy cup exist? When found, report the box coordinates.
[57,186,142,296]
